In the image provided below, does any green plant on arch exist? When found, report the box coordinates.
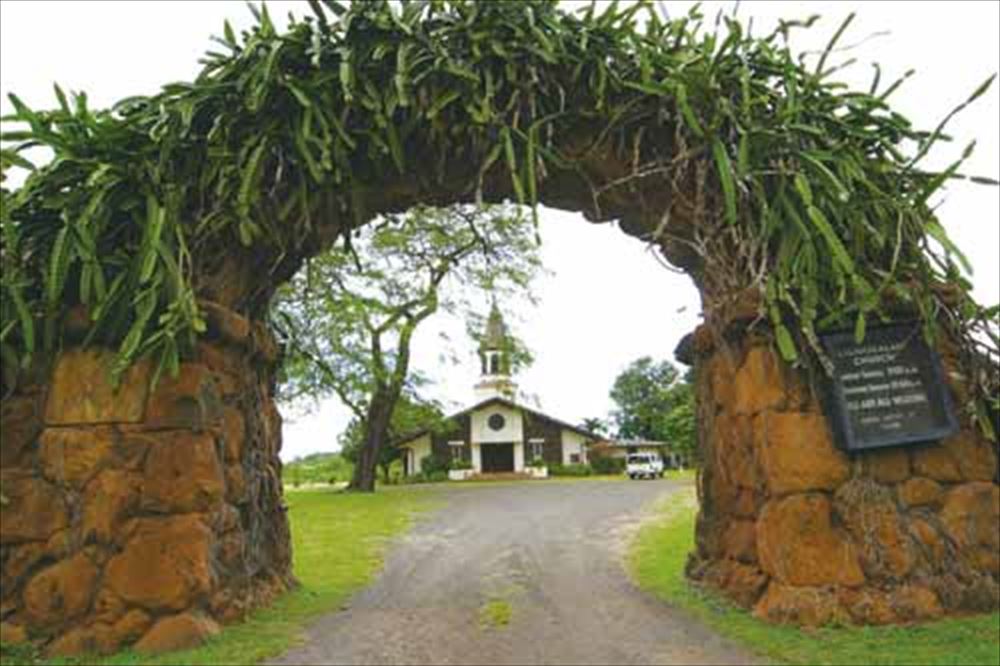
[1,0,996,437]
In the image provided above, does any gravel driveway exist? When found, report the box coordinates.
[272,479,760,665]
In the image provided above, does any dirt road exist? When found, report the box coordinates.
[272,479,761,665]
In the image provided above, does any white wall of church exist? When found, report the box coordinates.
[404,435,432,474]
[471,404,523,444]
[561,430,587,465]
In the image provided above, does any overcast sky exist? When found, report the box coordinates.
[2,1,997,462]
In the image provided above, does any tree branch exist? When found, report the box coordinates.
[287,341,367,420]
[370,329,387,386]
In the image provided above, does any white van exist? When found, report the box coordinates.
[626,452,664,480]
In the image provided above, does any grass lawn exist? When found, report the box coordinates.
[1,485,440,666]
[627,486,1000,666]
[478,599,513,629]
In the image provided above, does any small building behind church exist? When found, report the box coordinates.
[597,439,690,469]
[398,304,604,477]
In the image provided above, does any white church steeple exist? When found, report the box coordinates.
[474,302,518,401]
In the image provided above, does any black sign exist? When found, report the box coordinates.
[819,323,958,452]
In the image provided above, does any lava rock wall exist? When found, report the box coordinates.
[687,325,999,626]
[0,304,293,655]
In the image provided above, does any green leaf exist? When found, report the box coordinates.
[805,204,855,276]
[909,74,996,168]
[319,0,347,17]
[502,127,525,203]
[339,56,354,101]
[775,324,798,362]
[793,173,813,207]
[477,141,504,189]
[139,196,166,284]
[395,43,412,107]
[712,139,737,225]
[801,152,849,203]
[115,302,152,378]
[926,220,973,275]
[869,62,882,95]
[816,12,855,77]
[224,20,237,46]
[307,0,327,25]
[915,141,977,205]
[674,84,704,137]
[238,140,269,220]
[7,284,34,358]
[427,91,461,119]
[294,124,324,183]
[327,110,357,150]
[526,125,537,207]
[53,83,70,113]
[736,132,749,178]
[964,73,997,106]
[0,131,34,142]
[386,123,405,173]
[46,226,71,307]
[878,68,915,101]
[238,220,256,246]
[6,93,35,121]
[0,149,35,171]
[854,311,866,344]
[286,81,313,108]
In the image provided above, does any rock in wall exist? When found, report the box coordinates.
[685,324,999,626]
[0,303,293,656]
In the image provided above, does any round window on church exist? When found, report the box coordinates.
[488,413,506,431]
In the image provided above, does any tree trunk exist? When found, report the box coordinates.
[348,390,395,492]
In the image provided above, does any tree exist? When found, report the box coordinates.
[660,385,697,465]
[610,357,680,440]
[579,417,608,436]
[273,203,540,492]
[339,393,445,484]
[609,357,696,463]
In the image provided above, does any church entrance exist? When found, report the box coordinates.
[481,443,515,473]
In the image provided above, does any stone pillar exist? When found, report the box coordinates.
[0,304,293,655]
[685,323,999,626]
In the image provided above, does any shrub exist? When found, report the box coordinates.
[526,457,546,468]
[386,460,406,485]
[591,456,626,475]
[549,463,591,477]
[449,458,473,471]
[402,455,454,483]
[420,453,451,475]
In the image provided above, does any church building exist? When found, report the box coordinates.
[398,304,604,477]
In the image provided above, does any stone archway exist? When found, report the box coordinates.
[1,0,997,655]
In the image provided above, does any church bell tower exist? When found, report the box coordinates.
[474,302,518,401]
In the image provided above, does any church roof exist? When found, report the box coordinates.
[395,396,607,446]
